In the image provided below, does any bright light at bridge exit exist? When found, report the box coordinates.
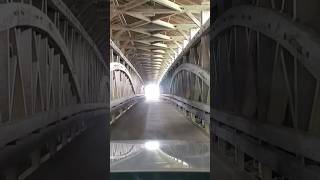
[144,141,160,151]
[145,84,160,100]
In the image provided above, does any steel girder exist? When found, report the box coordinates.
[211,1,320,179]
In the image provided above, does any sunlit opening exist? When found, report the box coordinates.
[145,84,160,100]
[144,141,160,151]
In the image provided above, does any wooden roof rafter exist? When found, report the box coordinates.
[110,0,210,82]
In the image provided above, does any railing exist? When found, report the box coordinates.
[110,95,144,124]
[162,94,209,134]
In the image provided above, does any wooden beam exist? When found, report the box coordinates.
[112,0,135,49]
[152,42,168,48]
[125,46,168,50]
[129,29,151,36]
[129,20,150,28]
[152,50,166,54]
[109,4,210,20]
[143,66,161,69]
[173,41,182,49]
[151,33,172,40]
[136,40,152,45]
[153,58,164,61]
[120,0,149,11]
[151,13,176,21]
[140,63,162,65]
[175,23,198,30]
[152,19,175,29]
[169,47,177,55]
[115,38,171,43]
[186,12,201,27]
[139,60,162,64]
[111,24,197,31]
[130,5,209,14]
[130,8,180,14]
[114,30,125,39]
[177,29,189,40]
[153,54,164,58]
[182,5,210,11]
[151,0,183,12]
[124,12,151,22]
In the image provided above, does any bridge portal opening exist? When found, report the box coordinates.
[145,84,160,101]
[144,140,160,151]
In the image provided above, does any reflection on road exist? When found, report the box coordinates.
[110,140,210,172]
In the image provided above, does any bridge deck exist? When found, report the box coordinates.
[111,100,209,141]
[26,100,251,180]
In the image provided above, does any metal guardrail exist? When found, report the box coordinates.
[161,94,210,134]
[162,94,209,120]
[110,95,145,125]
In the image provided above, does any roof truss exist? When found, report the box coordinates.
[111,0,210,82]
